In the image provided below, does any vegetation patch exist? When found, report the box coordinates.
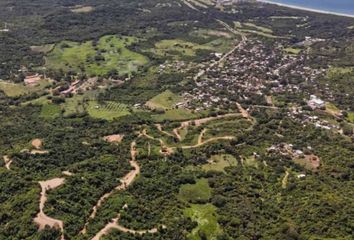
[179,178,211,203]
[202,154,237,172]
[184,204,222,240]
[45,35,148,77]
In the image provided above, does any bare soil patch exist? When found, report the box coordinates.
[103,134,124,143]
[31,139,43,149]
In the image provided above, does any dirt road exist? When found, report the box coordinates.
[92,214,162,240]
[34,178,65,240]
[81,141,140,234]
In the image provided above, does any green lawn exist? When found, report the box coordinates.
[86,101,130,121]
[184,204,222,240]
[202,154,237,172]
[179,178,211,203]
[146,90,182,110]
[45,35,148,76]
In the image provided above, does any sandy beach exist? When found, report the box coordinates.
[257,0,354,19]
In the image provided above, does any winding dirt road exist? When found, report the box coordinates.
[34,178,65,240]
[81,141,140,234]
[92,214,163,240]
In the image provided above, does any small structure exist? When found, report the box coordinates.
[308,95,325,110]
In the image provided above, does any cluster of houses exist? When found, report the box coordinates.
[181,39,325,111]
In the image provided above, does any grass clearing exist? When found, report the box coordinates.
[45,35,148,77]
[151,39,212,58]
[86,101,130,121]
[184,204,222,240]
[152,108,200,122]
[40,104,61,119]
[179,178,211,203]
[202,154,237,172]
[146,90,182,110]
[325,102,341,116]
[243,22,273,33]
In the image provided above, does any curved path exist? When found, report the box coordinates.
[92,213,164,240]
[34,178,66,240]
[81,141,140,234]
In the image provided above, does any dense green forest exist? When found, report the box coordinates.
[0,0,353,240]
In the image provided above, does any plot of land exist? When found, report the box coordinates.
[45,35,148,76]
[202,154,237,172]
[146,90,182,110]
[151,39,212,58]
[86,101,130,121]
[0,80,50,97]
[152,108,201,122]
[179,178,211,203]
[40,104,62,119]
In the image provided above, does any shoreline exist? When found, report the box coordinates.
[257,0,354,19]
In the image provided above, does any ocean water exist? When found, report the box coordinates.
[263,0,354,16]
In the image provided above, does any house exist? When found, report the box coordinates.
[308,95,325,109]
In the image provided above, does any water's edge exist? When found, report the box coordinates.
[257,0,354,18]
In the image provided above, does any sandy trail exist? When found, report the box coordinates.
[198,129,207,144]
[180,136,235,149]
[172,113,241,141]
[92,214,162,240]
[81,142,140,234]
[236,103,253,121]
[3,155,12,170]
[34,178,65,240]
[155,124,176,139]
[282,171,289,189]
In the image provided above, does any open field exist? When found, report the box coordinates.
[151,39,212,58]
[179,178,211,203]
[45,35,148,76]
[184,204,222,240]
[202,154,237,172]
[86,101,131,120]
[146,90,182,110]
[152,108,201,122]
[40,104,61,119]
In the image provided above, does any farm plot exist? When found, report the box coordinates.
[86,101,131,121]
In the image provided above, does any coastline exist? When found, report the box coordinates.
[257,0,354,19]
